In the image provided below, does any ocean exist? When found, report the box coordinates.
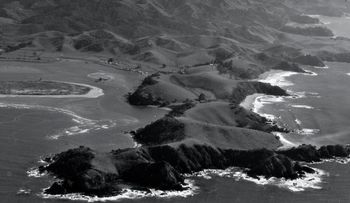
[2,15,350,203]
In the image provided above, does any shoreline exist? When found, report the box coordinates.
[0,81,104,98]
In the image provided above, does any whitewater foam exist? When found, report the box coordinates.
[27,168,46,178]
[252,95,285,117]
